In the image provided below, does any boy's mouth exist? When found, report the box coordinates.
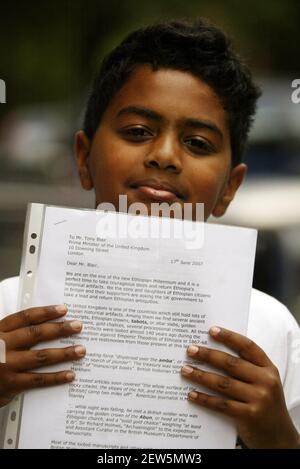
[129,178,184,202]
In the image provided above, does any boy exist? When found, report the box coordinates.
[0,18,300,448]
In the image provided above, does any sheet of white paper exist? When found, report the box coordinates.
[17,206,257,449]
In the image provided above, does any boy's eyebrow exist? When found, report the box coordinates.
[183,117,223,140]
[116,105,223,140]
[116,105,162,122]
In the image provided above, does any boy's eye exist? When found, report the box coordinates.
[120,126,153,139]
[185,137,214,154]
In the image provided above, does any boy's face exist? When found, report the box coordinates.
[75,65,246,220]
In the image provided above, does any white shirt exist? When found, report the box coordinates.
[1,276,300,439]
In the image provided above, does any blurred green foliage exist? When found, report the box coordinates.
[0,0,299,109]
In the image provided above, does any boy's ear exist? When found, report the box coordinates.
[212,163,247,217]
[74,130,94,190]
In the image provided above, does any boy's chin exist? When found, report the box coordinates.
[96,193,206,222]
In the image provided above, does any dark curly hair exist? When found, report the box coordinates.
[83,18,261,166]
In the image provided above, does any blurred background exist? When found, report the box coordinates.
[0,0,299,321]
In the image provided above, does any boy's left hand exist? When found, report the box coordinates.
[181,327,299,448]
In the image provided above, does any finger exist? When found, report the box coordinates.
[0,305,68,333]
[12,370,76,392]
[181,364,254,402]
[6,320,83,350]
[7,345,86,371]
[186,345,262,383]
[209,327,272,367]
[187,390,248,418]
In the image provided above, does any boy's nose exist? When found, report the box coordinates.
[143,135,182,173]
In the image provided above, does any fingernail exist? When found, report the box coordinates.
[55,305,67,315]
[188,391,198,400]
[181,365,194,375]
[70,320,82,331]
[74,345,86,357]
[187,345,198,356]
[210,326,221,336]
[66,371,75,381]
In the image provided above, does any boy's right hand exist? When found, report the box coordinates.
[0,305,85,408]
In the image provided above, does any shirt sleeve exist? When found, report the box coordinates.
[247,289,300,435]
[0,276,19,320]
[282,313,300,433]
[0,277,19,441]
